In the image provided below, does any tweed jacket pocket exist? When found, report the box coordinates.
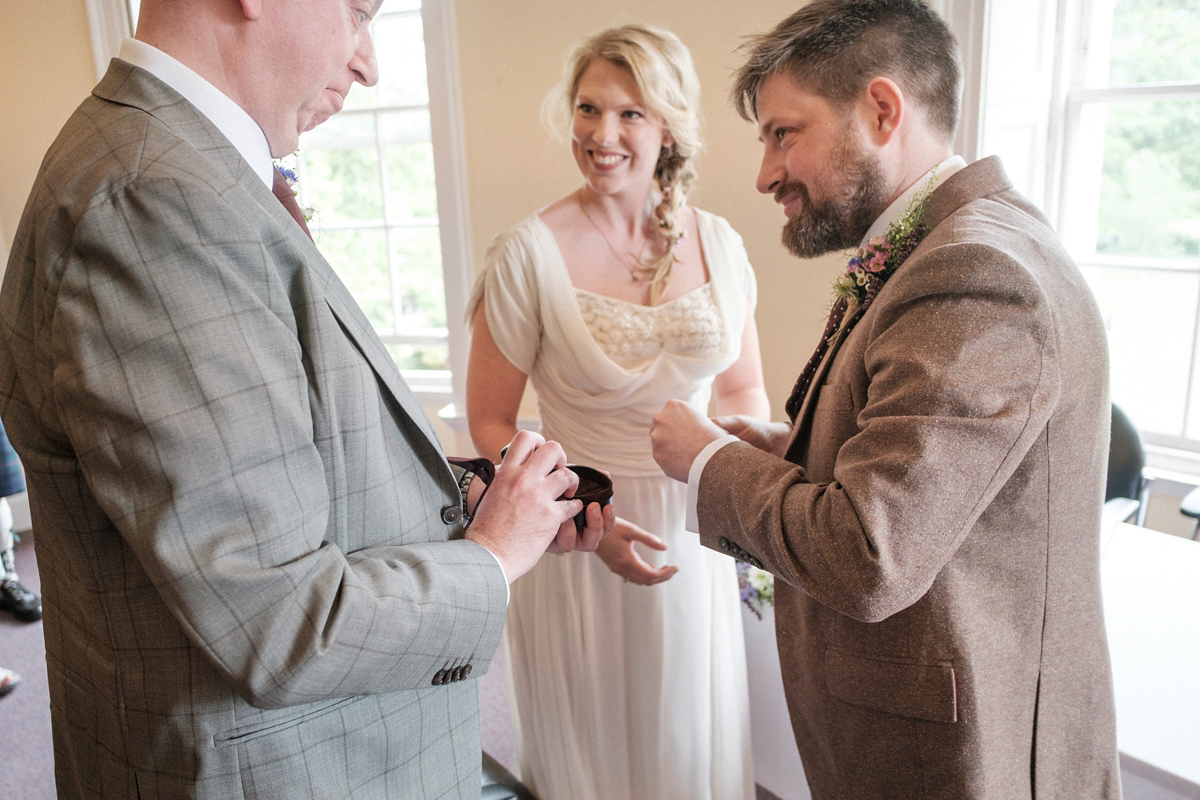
[814,381,855,411]
[213,696,363,747]
[824,646,957,723]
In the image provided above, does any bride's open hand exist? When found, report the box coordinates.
[595,517,678,586]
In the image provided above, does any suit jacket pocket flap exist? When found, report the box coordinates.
[824,646,957,723]
[213,696,362,747]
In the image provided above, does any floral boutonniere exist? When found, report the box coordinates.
[832,174,936,314]
[273,161,315,223]
[736,561,775,620]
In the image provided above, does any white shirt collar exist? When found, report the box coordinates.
[860,155,967,246]
[118,38,275,189]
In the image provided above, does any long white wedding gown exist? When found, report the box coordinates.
[468,209,756,800]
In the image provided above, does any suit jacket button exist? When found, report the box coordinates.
[718,537,731,552]
[463,664,472,678]
[441,505,462,525]
[432,669,446,686]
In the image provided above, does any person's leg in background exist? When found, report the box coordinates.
[0,500,39,623]
[0,421,32,696]
[0,421,39,624]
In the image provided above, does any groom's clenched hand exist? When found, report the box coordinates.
[710,414,792,457]
[650,400,727,482]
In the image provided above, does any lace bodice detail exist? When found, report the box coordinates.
[576,284,726,368]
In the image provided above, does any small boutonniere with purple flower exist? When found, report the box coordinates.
[273,161,315,223]
[736,560,775,620]
[832,174,935,315]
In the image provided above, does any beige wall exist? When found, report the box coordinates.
[455,0,845,419]
[0,1,96,261]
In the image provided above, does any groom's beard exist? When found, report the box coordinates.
[777,132,888,259]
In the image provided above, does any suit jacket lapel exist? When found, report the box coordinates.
[93,60,449,471]
[310,266,448,453]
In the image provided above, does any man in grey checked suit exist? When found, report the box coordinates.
[0,1,610,798]
[653,0,1120,797]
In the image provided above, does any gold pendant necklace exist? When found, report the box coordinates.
[577,192,652,284]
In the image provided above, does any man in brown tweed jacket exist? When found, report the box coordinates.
[652,1,1121,797]
[0,1,609,798]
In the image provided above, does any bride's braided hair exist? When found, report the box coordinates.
[544,25,702,300]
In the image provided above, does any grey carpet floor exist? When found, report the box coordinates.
[0,529,54,800]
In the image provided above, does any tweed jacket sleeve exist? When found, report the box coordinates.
[696,178,1089,623]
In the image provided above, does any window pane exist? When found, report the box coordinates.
[1109,0,1200,84]
[391,225,446,329]
[381,112,438,221]
[388,343,449,372]
[1083,264,1198,436]
[1095,99,1200,259]
[320,229,392,330]
[291,1,451,379]
[300,115,384,224]
[349,12,429,110]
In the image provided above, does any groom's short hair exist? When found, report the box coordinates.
[732,0,962,140]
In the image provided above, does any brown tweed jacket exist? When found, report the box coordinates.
[699,157,1121,799]
[0,60,507,799]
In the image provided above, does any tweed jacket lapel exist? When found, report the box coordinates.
[784,157,1014,462]
[93,60,449,469]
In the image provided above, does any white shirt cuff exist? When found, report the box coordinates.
[471,541,510,606]
[686,434,741,533]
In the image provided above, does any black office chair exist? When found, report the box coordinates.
[482,752,537,800]
[1176,487,1200,541]
[1106,403,1151,527]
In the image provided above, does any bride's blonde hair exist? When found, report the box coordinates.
[544,25,702,299]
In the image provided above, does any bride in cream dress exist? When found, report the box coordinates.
[466,25,769,800]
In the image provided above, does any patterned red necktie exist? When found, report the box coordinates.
[784,296,852,422]
[271,168,313,240]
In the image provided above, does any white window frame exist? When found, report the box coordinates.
[926,0,990,164]
[1053,0,1200,474]
[421,0,473,408]
[84,0,135,81]
[909,0,1200,480]
[85,0,474,409]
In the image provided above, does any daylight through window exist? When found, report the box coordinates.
[1059,0,1200,449]
[289,1,450,375]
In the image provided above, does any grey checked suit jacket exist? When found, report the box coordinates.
[699,158,1122,799]
[0,60,507,799]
